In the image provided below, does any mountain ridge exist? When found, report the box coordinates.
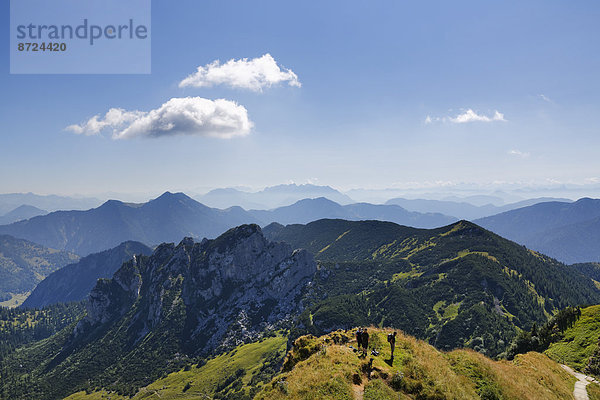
[476,198,600,263]
[0,192,260,256]
[386,196,572,220]
[265,218,600,356]
[0,193,458,256]
[251,197,456,228]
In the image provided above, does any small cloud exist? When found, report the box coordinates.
[67,97,253,140]
[425,109,506,125]
[179,54,301,92]
[538,94,552,103]
[449,109,506,124]
[508,149,530,158]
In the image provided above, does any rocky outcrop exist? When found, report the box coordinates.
[74,224,316,355]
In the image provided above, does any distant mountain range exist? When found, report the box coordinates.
[0,192,456,256]
[250,197,456,227]
[2,191,597,264]
[0,235,79,302]
[0,205,48,225]
[386,197,572,220]
[0,192,260,256]
[196,183,355,209]
[22,241,153,309]
[475,198,600,263]
[0,193,101,215]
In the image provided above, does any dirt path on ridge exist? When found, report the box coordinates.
[561,364,599,400]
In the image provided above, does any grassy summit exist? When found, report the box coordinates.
[257,328,596,400]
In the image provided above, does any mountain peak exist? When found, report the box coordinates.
[209,223,265,252]
[144,191,206,210]
[575,197,598,204]
[294,196,339,205]
[0,204,48,224]
[98,199,126,208]
[444,219,491,236]
[154,191,193,202]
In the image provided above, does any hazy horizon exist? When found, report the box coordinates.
[4,180,600,208]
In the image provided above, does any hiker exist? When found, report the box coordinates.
[356,328,363,351]
[362,328,369,355]
[387,331,397,360]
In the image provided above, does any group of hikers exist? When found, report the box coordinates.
[354,328,397,361]
[355,328,370,356]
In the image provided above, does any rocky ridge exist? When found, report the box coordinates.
[75,224,316,355]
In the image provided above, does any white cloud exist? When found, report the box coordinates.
[67,97,253,139]
[508,149,530,158]
[538,94,552,103]
[425,109,506,125]
[66,109,144,136]
[449,109,506,124]
[179,54,301,91]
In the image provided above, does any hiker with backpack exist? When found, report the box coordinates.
[387,331,397,360]
[362,328,369,356]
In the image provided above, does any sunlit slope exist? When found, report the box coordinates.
[65,334,287,400]
[256,328,597,400]
[266,219,600,356]
[545,305,600,370]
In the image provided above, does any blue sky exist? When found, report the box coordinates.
[1,0,599,198]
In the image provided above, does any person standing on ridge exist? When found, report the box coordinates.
[388,331,397,360]
[356,328,363,353]
[362,328,369,356]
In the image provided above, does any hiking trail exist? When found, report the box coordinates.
[561,364,599,400]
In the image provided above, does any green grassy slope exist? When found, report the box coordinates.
[270,219,600,357]
[545,305,600,370]
[255,328,596,400]
[65,333,288,400]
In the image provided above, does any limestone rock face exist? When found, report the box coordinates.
[75,224,316,355]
